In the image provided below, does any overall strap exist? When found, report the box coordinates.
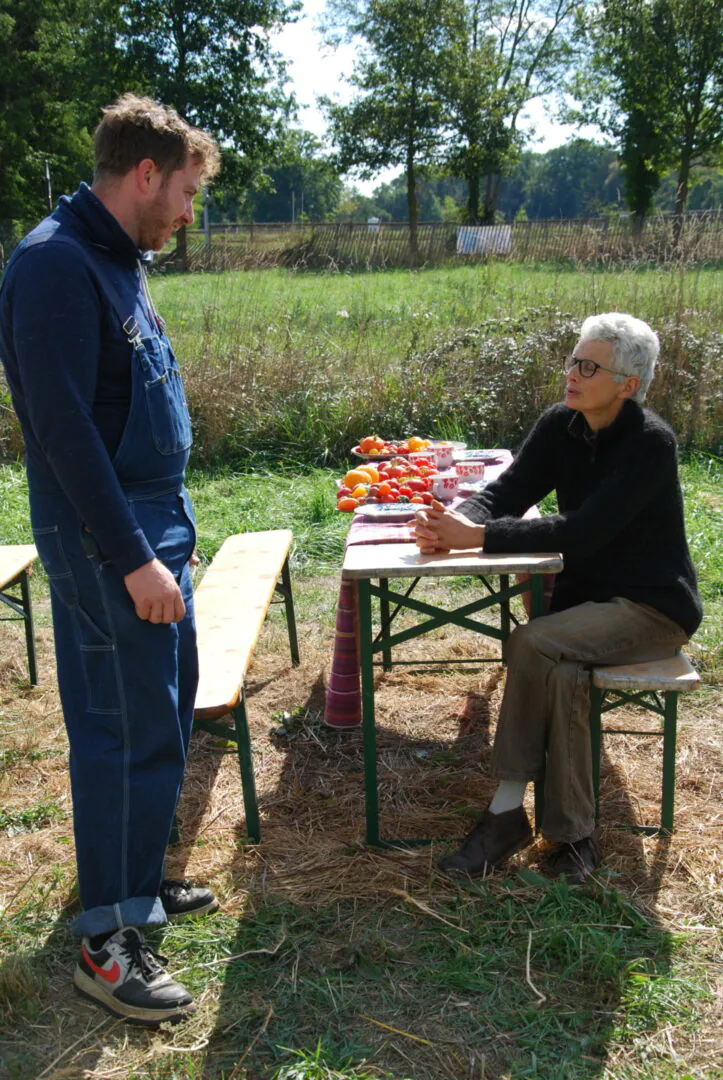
[20,232,143,347]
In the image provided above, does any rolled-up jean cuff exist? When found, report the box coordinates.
[490,767,540,782]
[71,896,167,938]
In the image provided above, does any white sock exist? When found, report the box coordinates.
[489,780,527,814]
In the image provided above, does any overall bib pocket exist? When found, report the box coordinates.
[141,337,192,456]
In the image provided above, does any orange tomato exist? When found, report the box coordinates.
[344,468,373,489]
[359,435,377,453]
[337,496,360,512]
[376,481,392,497]
[358,464,380,483]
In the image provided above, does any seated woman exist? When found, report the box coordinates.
[414,312,702,883]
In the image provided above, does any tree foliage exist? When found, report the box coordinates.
[321,0,455,259]
[443,0,580,223]
[574,0,723,228]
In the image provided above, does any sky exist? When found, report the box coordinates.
[272,0,602,195]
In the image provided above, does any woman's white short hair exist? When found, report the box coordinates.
[577,312,659,403]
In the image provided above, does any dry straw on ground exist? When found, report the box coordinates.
[0,589,721,1078]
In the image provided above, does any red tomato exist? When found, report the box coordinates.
[407,479,426,493]
[405,465,421,477]
[398,485,413,497]
[379,493,396,503]
[421,491,434,505]
[336,486,352,499]
[410,496,424,504]
[415,458,431,467]
[387,466,404,479]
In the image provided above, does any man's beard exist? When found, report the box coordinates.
[138,188,177,252]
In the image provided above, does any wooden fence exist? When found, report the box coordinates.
[177,212,723,271]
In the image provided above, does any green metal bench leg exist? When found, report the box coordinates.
[20,570,38,686]
[358,578,380,845]
[233,688,261,843]
[379,577,393,672]
[278,556,300,666]
[661,692,678,834]
[499,574,511,645]
[589,685,604,824]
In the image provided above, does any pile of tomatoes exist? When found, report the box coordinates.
[355,433,431,457]
[336,457,439,512]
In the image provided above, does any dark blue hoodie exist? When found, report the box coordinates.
[0,184,156,575]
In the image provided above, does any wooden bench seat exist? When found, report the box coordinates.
[0,544,38,685]
[589,651,700,834]
[190,530,299,842]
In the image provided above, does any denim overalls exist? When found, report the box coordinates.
[19,235,198,937]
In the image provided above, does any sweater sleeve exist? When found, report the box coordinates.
[9,245,154,575]
[483,421,678,556]
[456,408,559,525]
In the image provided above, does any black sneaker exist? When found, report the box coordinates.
[160,878,219,919]
[73,927,193,1025]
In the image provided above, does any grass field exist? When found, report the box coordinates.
[0,452,721,1079]
[4,262,721,465]
[0,261,721,1077]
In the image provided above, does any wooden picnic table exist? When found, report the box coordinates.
[0,544,39,685]
[342,541,563,846]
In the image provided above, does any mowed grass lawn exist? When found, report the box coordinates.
[0,262,721,1079]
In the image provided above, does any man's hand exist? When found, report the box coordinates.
[414,499,485,554]
[124,558,186,623]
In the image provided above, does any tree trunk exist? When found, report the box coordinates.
[175,226,188,271]
[673,151,692,248]
[481,174,500,224]
[466,164,480,225]
[406,142,419,265]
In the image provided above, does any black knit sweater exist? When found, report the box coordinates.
[457,400,703,637]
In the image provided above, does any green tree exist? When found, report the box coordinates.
[120,0,299,260]
[574,0,723,229]
[0,0,132,229]
[241,129,344,221]
[443,0,580,223]
[321,0,454,261]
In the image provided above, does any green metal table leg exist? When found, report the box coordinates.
[379,577,392,671]
[499,574,510,643]
[20,570,38,686]
[233,688,261,843]
[358,578,380,845]
[661,692,678,834]
[589,686,604,824]
[279,556,300,666]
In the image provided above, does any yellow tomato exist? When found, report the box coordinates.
[351,484,370,499]
[358,464,380,483]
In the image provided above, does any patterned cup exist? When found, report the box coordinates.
[430,471,460,502]
[455,460,486,483]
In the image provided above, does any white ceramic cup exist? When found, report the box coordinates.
[408,449,437,467]
[431,471,460,502]
[455,460,486,483]
[431,443,455,470]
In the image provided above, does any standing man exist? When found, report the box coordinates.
[0,95,221,1024]
[415,313,702,883]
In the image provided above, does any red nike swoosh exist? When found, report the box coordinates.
[82,945,121,984]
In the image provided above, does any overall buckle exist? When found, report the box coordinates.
[122,316,143,349]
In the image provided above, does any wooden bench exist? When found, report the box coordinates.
[589,652,700,835]
[0,544,39,685]
[190,530,299,843]
[533,652,700,836]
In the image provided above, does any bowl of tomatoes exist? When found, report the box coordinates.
[350,434,433,460]
[336,456,440,512]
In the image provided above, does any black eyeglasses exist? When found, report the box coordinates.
[565,356,628,379]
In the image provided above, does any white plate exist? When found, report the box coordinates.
[453,449,505,463]
[353,503,417,521]
[458,480,490,495]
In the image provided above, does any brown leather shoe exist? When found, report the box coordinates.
[546,832,601,885]
[437,806,533,877]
